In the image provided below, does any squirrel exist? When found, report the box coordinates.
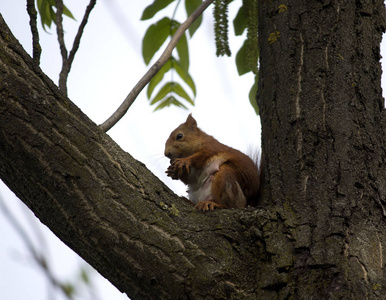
[164,114,261,211]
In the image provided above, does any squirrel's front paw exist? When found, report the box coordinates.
[173,158,191,177]
[166,158,191,179]
[166,164,179,179]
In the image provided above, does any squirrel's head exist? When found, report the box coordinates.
[164,114,203,162]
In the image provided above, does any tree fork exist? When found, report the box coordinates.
[0,13,269,299]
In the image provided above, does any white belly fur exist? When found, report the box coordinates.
[187,156,225,204]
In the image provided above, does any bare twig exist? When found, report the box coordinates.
[0,194,42,265]
[55,0,96,96]
[68,0,96,68]
[0,194,76,299]
[99,0,215,132]
[26,0,41,64]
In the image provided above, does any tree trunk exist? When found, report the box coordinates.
[258,0,386,298]
[0,0,386,298]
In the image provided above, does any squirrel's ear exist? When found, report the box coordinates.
[186,113,197,129]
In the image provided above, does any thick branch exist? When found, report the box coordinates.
[0,14,265,299]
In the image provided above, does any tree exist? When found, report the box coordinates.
[1,0,386,299]
[258,0,386,297]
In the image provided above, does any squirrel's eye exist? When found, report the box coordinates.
[176,133,183,140]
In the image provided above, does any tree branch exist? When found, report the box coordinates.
[55,0,69,94]
[55,0,96,96]
[99,0,215,133]
[26,0,41,64]
[67,0,96,67]
[0,14,267,298]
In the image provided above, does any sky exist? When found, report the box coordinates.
[0,1,385,300]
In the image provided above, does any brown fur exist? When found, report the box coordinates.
[165,114,260,211]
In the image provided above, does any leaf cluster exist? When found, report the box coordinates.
[37,0,75,31]
[141,0,202,111]
[34,0,261,122]
[142,0,260,115]
[233,0,259,114]
[210,0,260,114]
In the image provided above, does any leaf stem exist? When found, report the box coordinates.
[99,0,215,132]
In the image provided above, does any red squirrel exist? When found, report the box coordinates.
[164,114,261,211]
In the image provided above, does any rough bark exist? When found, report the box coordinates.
[258,0,386,298]
[0,13,266,300]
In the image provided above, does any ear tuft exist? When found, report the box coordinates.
[186,114,197,129]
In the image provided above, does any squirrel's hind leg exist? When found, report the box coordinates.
[195,200,224,211]
[211,164,247,209]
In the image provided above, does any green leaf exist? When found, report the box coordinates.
[171,20,189,70]
[37,0,75,31]
[80,268,90,285]
[235,40,251,76]
[142,17,171,65]
[154,96,188,111]
[249,74,259,115]
[185,0,203,37]
[233,6,247,36]
[147,59,172,98]
[37,0,53,29]
[154,96,174,111]
[62,283,75,297]
[147,57,196,101]
[63,5,76,20]
[172,58,196,96]
[139,0,196,112]
[172,82,194,105]
[150,82,193,108]
[141,0,176,20]
[150,82,174,105]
